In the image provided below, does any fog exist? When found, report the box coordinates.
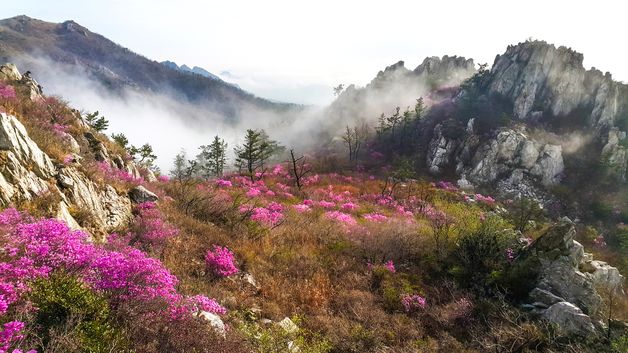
[13,56,475,172]
[13,56,330,172]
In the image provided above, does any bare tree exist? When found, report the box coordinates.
[342,123,369,162]
[288,149,311,191]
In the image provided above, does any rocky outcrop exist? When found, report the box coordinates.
[601,128,628,181]
[468,129,564,187]
[57,167,131,231]
[0,112,132,235]
[426,123,564,197]
[516,218,624,336]
[487,41,628,131]
[0,112,56,204]
[128,185,158,204]
[414,55,476,86]
[426,124,460,174]
[327,55,476,129]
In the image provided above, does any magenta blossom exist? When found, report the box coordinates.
[205,245,239,277]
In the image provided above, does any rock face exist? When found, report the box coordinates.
[426,124,564,196]
[0,112,56,204]
[487,41,628,131]
[425,40,628,187]
[128,185,159,204]
[0,112,133,234]
[327,55,476,129]
[601,128,628,181]
[516,218,624,336]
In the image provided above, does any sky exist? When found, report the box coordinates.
[1,0,627,105]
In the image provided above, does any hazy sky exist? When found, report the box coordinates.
[1,0,626,105]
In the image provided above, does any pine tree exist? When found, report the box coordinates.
[84,111,109,132]
[234,129,282,181]
[198,136,228,178]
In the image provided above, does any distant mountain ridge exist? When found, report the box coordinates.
[0,15,298,120]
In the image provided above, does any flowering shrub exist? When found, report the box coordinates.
[249,204,284,227]
[0,321,34,353]
[318,200,336,209]
[0,207,226,351]
[363,213,388,222]
[474,193,496,205]
[384,260,396,273]
[129,202,179,248]
[324,211,356,226]
[293,204,311,213]
[246,187,262,197]
[400,294,426,312]
[215,179,232,187]
[95,161,143,184]
[341,202,359,211]
[0,85,16,100]
[205,245,239,277]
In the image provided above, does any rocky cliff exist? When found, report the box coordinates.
[514,218,624,336]
[0,63,155,238]
[423,41,628,199]
[326,55,476,128]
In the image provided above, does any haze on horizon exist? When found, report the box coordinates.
[1,0,626,105]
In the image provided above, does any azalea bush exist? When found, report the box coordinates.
[205,245,240,277]
[0,208,229,352]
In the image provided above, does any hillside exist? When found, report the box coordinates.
[0,15,299,119]
[0,60,626,353]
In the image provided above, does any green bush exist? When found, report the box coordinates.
[453,215,516,291]
[29,272,128,353]
[238,315,332,353]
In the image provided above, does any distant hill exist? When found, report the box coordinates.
[0,15,298,119]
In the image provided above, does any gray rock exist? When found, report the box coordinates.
[580,260,625,292]
[83,131,110,162]
[278,317,299,334]
[487,41,623,131]
[0,113,56,178]
[196,311,226,337]
[426,124,459,174]
[58,167,132,234]
[542,301,596,336]
[0,63,22,81]
[601,128,627,181]
[128,185,159,203]
[529,287,564,306]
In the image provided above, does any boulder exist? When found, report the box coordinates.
[128,185,159,204]
[0,63,22,81]
[543,301,596,336]
[196,311,226,337]
[580,260,625,292]
[426,124,459,174]
[278,317,299,334]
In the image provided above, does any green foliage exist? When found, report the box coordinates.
[506,197,544,233]
[239,315,332,353]
[198,135,228,177]
[129,143,157,168]
[111,133,129,149]
[611,334,628,353]
[29,272,127,353]
[371,267,422,312]
[591,201,614,221]
[84,111,109,132]
[234,129,283,181]
[453,215,517,290]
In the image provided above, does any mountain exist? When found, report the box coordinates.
[160,60,222,81]
[0,15,298,120]
[324,55,475,131]
[367,40,628,218]
[0,61,625,351]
